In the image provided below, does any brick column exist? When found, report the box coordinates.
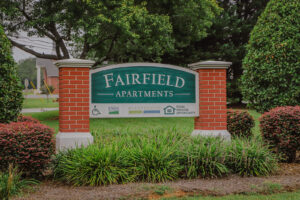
[54,59,95,151]
[188,61,231,140]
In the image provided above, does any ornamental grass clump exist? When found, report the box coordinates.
[226,138,278,176]
[125,131,184,182]
[0,164,38,200]
[180,137,228,178]
[53,143,132,186]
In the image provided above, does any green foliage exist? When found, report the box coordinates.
[0,164,38,200]
[241,0,300,112]
[260,106,300,163]
[194,0,269,105]
[226,138,278,176]
[53,130,278,186]
[227,110,255,138]
[125,131,183,182]
[16,58,37,89]
[0,25,23,123]
[0,0,221,65]
[54,143,132,186]
[180,137,228,178]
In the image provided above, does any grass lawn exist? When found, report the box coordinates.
[22,98,58,109]
[25,109,262,136]
[163,190,300,200]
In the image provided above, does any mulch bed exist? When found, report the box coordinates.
[14,163,300,200]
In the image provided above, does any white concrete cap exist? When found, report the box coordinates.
[54,58,95,68]
[188,60,232,70]
[56,132,94,152]
[191,130,231,141]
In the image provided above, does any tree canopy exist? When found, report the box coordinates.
[0,0,221,66]
[16,58,37,89]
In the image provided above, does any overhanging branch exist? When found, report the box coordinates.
[10,39,59,60]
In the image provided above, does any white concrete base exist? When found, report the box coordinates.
[56,132,94,152]
[191,130,231,141]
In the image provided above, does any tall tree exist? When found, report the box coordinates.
[240,0,300,112]
[0,0,221,66]
[16,58,37,88]
[0,24,23,123]
[193,0,269,104]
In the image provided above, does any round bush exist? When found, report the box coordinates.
[0,25,23,123]
[0,122,55,176]
[17,115,40,124]
[227,110,254,138]
[260,106,300,162]
[240,0,300,112]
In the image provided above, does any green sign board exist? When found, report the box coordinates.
[90,63,198,118]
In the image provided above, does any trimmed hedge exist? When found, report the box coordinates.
[227,110,254,138]
[260,106,300,162]
[0,122,55,176]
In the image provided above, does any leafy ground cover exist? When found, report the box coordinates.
[22,98,58,109]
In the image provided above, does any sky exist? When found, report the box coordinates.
[11,31,54,63]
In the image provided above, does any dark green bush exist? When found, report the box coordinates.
[227,110,254,138]
[0,25,23,123]
[240,0,300,112]
[260,106,300,162]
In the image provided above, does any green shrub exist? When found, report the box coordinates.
[180,137,228,178]
[54,143,133,186]
[0,164,38,200]
[0,122,55,176]
[125,131,183,182]
[240,0,300,112]
[260,106,300,162]
[53,130,278,186]
[226,138,278,176]
[227,110,255,138]
[0,25,23,123]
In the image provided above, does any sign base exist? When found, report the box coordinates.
[191,130,231,141]
[56,132,94,152]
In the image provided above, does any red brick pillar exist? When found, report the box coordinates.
[188,61,231,140]
[54,59,95,151]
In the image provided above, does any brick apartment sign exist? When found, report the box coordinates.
[55,59,231,151]
[90,63,199,118]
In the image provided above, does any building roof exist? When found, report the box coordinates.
[36,58,58,77]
